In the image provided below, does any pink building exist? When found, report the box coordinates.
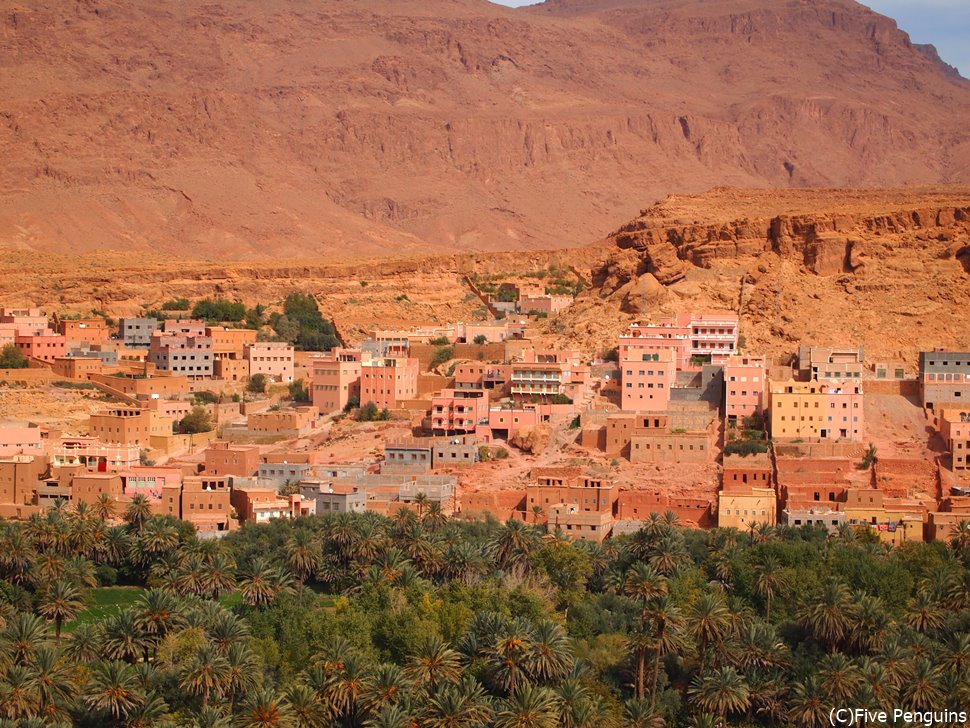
[0,308,48,335]
[245,342,295,383]
[620,347,676,412]
[620,321,692,372]
[119,466,183,505]
[724,355,767,426]
[431,388,489,434]
[312,349,362,414]
[510,350,585,403]
[162,320,207,336]
[620,311,739,369]
[15,331,66,362]
[0,428,44,457]
[204,442,260,477]
[360,357,419,409]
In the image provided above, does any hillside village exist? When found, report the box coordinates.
[0,277,968,547]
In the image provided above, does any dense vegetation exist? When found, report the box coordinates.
[191,300,247,323]
[2,502,970,727]
[0,344,29,369]
[270,294,340,352]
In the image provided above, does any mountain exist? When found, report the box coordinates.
[1,0,969,258]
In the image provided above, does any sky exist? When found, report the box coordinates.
[494,0,970,77]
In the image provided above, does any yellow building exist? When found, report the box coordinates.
[717,487,776,529]
[769,379,864,441]
[842,489,925,544]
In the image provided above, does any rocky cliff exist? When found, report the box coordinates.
[1,0,969,258]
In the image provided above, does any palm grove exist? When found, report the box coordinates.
[2,498,970,727]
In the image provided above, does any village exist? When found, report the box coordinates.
[0,277,968,548]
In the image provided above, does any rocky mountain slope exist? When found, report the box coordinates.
[1,0,969,258]
[559,186,970,361]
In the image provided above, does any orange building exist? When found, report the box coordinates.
[207,326,257,359]
[231,487,305,523]
[204,442,260,477]
[360,356,419,409]
[621,348,676,411]
[769,379,864,441]
[51,356,105,380]
[510,350,584,402]
[312,349,362,414]
[0,454,48,507]
[525,467,617,518]
[89,407,152,447]
[71,473,125,505]
[722,453,773,491]
[0,427,44,457]
[940,410,970,470]
[15,331,66,362]
[180,476,234,533]
[431,388,489,434]
[56,319,110,347]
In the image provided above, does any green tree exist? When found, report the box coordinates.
[37,579,84,641]
[0,344,29,368]
[179,405,214,435]
[248,374,268,394]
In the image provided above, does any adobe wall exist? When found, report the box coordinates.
[865,379,919,396]
[411,342,507,370]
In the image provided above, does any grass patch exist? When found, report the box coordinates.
[65,586,145,632]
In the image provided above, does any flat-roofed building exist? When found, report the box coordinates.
[246,341,294,383]
[149,329,213,378]
[0,427,44,457]
[769,379,864,441]
[118,318,159,347]
[940,409,970,470]
[718,487,776,529]
[299,481,367,515]
[360,356,419,409]
[312,349,362,414]
[920,350,970,411]
[204,442,260,477]
[89,407,152,447]
[723,355,767,426]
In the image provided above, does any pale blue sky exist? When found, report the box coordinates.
[494,0,970,77]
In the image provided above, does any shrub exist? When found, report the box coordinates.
[0,344,29,369]
[247,374,267,394]
[724,440,769,456]
[160,297,190,311]
[179,405,213,435]
[191,299,246,322]
[95,565,118,587]
[603,347,619,363]
[429,335,450,346]
[569,415,581,429]
[344,395,360,412]
[357,401,379,422]
[432,346,455,366]
[495,447,509,460]
[478,446,492,462]
[473,334,488,344]
[193,390,220,405]
[288,379,310,402]
[550,394,573,405]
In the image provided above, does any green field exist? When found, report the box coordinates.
[64,586,145,632]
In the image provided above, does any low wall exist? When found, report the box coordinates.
[0,367,63,385]
[865,379,919,396]
[410,342,507,370]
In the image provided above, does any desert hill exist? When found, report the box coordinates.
[1,0,969,258]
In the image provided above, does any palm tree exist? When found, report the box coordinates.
[3,612,50,665]
[236,687,294,728]
[753,555,785,623]
[286,529,322,588]
[200,551,237,600]
[488,620,536,695]
[125,692,170,728]
[286,683,329,728]
[124,495,152,532]
[645,596,683,708]
[424,677,494,727]
[37,579,84,640]
[223,643,261,709]
[487,520,540,572]
[93,492,116,522]
[135,588,183,646]
[818,653,862,704]
[84,660,143,719]
[208,610,250,656]
[32,645,76,724]
[365,704,416,728]
[904,591,946,635]
[422,501,449,531]
[622,563,668,627]
[181,643,231,711]
[0,663,41,720]
[949,520,970,554]
[493,684,560,728]
[362,663,411,715]
[102,608,150,663]
[0,527,35,584]
[797,581,852,650]
[405,636,462,691]
[901,659,944,710]
[687,666,750,721]
[787,676,828,728]
[690,592,731,672]
[626,628,655,702]
[527,620,573,685]
[623,699,666,728]
[323,654,371,723]
[414,492,429,518]
[847,593,891,655]
[240,557,293,609]
[64,622,101,664]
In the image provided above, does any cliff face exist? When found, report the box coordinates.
[571,187,970,361]
[1,0,969,258]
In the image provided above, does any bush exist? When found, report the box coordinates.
[603,347,619,363]
[0,344,29,369]
[428,335,450,346]
[248,374,267,394]
[193,390,220,405]
[550,394,573,405]
[344,395,360,413]
[432,346,455,366]
[95,564,118,587]
[473,334,488,345]
[495,447,509,460]
[160,297,190,311]
[569,414,581,429]
[357,401,388,422]
[191,299,246,322]
[288,379,310,402]
[276,293,339,352]
[724,440,769,456]
[478,446,492,462]
[179,405,213,435]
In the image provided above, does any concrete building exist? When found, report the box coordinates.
[299,481,367,515]
[718,487,776,529]
[88,407,152,447]
[15,331,66,362]
[525,467,617,518]
[204,442,260,477]
[782,507,846,533]
[722,453,773,490]
[258,461,313,485]
[431,435,482,468]
[246,342,295,383]
[621,348,676,412]
[620,312,739,370]
[384,438,434,474]
[246,407,319,438]
[723,355,767,426]
[118,318,160,347]
[207,326,257,360]
[431,388,489,434]
[769,379,864,441]
[312,349,362,414]
[0,427,44,457]
[360,356,419,409]
[57,318,110,347]
[148,329,213,378]
[798,345,865,381]
[510,350,586,403]
[52,438,140,470]
[180,476,234,534]
[919,350,970,411]
[0,454,48,511]
[940,409,970,470]
[231,487,305,523]
[545,504,613,542]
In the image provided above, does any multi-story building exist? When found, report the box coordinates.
[431,435,482,468]
[312,349,362,414]
[118,318,159,347]
[52,438,140,470]
[798,345,865,381]
[620,321,692,372]
[204,442,260,477]
[431,388,489,434]
[56,318,110,348]
[384,438,433,474]
[718,487,777,529]
[0,454,48,512]
[723,355,767,426]
[88,407,152,447]
[15,331,66,362]
[545,504,613,542]
[180,476,234,534]
[299,481,367,515]
[360,356,419,409]
[919,350,970,411]
[245,342,294,383]
[0,427,44,457]
[207,326,257,359]
[940,409,970,470]
[510,350,585,402]
[620,348,676,411]
[525,467,618,518]
[722,452,773,490]
[148,329,213,378]
[781,507,846,533]
[620,312,739,371]
[0,308,48,334]
[230,487,305,523]
[769,379,864,441]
